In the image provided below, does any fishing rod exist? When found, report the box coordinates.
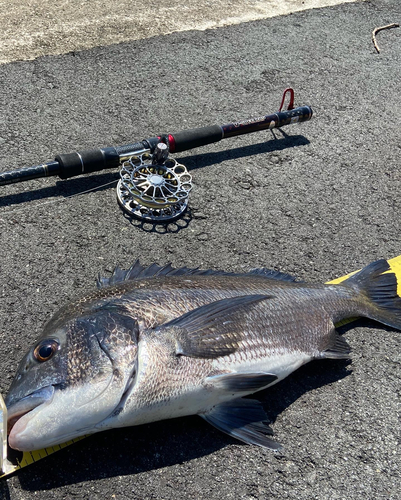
[0,88,312,222]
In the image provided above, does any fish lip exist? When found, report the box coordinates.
[6,385,55,435]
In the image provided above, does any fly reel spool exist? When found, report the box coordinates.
[116,143,193,222]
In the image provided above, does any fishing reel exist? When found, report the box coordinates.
[116,142,193,223]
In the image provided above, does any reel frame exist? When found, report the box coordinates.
[116,144,193,222]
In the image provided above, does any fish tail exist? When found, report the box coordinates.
[343,259,401,330]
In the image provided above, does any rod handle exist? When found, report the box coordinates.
[167,106,312,153]
[168,125,224,153]
[55,147,120,179]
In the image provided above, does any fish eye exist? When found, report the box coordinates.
[33,339,59,362]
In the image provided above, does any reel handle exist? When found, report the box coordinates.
[0,105,312,187]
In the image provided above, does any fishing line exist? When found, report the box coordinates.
[0,179,118,218]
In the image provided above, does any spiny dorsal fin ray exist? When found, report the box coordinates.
[157,294,272,359]
[247,268,299,282]
[201,398,282,450]
[96,261,299,288]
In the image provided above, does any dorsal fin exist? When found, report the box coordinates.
[97,260,299,288]
[247,268,299,282]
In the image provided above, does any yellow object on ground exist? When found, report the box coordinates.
[1,254,401,478]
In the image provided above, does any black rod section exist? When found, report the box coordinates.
[0,161,60,185]
[0,105,312,186]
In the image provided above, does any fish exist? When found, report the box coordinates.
[4,259,401,452]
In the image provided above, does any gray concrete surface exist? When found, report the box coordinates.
[0,0,358,63]
[0,0,400,499]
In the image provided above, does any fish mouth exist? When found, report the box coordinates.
[7,386,55,439]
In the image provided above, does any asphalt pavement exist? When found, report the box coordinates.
[0,0,400,499]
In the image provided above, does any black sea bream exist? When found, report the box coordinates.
[5,259,401,451]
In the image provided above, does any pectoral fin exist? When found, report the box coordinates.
[159,294,272,359]
[205,372,278,392]
[201,398,281,450]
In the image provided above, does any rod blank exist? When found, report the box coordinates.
[0,105,312,187]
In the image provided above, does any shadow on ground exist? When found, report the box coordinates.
[0,134,309,209]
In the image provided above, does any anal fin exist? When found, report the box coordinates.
[320,325,351,360]
[201,398,281,450]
